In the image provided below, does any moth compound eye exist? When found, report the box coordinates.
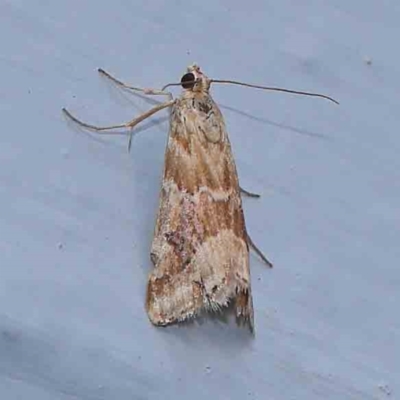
[181,72,196,89]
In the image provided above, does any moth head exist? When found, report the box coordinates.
[180,64,211,93]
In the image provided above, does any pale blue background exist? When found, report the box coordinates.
[1,1,399,399]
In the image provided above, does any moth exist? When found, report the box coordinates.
[63,65,337,333]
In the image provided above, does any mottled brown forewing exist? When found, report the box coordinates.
[146,82,254,332]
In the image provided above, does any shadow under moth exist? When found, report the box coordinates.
[63,64,337,333]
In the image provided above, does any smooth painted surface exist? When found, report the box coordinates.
[1,1,399,399]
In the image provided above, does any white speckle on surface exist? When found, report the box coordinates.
[364,56,373,65]
[378,382,392,396]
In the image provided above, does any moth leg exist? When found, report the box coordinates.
[63,100,175,151]
[98,68,173,100]
[62,100,174,132]
[240,186,260,198]
[246,233,273,268]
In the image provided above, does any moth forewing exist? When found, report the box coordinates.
[146,65,256,332]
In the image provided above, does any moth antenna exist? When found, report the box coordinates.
[210,79,339,105]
